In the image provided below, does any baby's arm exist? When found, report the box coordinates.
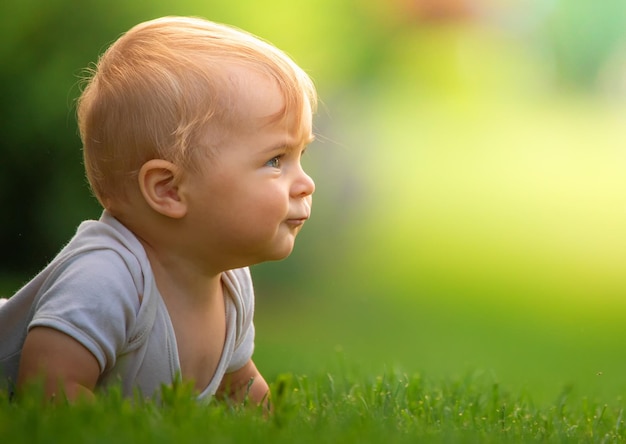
[17,326,100,401]
[217,359,269,406]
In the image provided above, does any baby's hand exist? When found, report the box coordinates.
[217,359,269,407]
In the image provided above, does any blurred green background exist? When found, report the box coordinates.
[2,0,626,404]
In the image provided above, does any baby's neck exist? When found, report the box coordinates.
[141,238,224,311]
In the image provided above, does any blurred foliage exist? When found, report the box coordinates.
[0,1,146,276]
[2,0,625,276]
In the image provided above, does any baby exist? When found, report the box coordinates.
[0,16,317,404]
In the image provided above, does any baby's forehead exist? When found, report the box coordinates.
[221,64,312,128]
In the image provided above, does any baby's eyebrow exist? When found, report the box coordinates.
[267,134,315,154]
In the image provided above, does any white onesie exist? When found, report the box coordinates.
[0,211,255,400]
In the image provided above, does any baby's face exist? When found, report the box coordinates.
[182,67,315,271]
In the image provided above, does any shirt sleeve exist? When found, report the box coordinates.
[30,249,141,374]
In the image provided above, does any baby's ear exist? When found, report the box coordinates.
[138,159,187,219]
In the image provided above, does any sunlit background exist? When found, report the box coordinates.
[2,0,626,404]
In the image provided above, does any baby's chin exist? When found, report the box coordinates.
[267,239,298,262]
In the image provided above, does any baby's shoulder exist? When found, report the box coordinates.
[50,217,149,296]
[56,248,141,287]
[38,250,139,312]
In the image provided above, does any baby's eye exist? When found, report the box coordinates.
[265,156,281,168]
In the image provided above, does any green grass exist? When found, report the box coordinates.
[2,370,624,443]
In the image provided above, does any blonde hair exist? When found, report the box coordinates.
[77,16,317,207]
